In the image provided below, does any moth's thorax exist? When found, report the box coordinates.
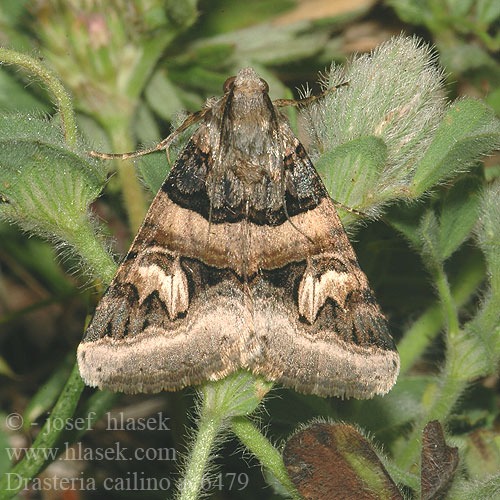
[209,70,280,187]
[222,113,280,187]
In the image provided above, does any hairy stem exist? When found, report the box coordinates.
[67,219,117,284]
[0,48,77,146]
[104,118,147,233]
[398,256,485,375]
[58,390,118,447]
[231,417,301,499]
[395,251,472,470]
[395,372,466,471]
[0,363,84,499]
[434,264,460,339]
[178,411,222,500]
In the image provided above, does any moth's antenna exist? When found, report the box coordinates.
[272,81,349,108]
[331,200,367,218]
[89,107,210,161]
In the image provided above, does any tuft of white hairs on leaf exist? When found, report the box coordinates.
[302,35,448,208]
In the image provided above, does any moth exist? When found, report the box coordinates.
[77,67,399,398]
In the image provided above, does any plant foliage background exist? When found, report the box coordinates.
[1,1,500,499]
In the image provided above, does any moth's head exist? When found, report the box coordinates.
[223,67,269,98]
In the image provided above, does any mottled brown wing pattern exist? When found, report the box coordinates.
[245,127,399,397]
[77,67,399,398]
[79,139,260,392]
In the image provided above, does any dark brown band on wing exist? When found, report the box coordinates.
[162,141,326,226]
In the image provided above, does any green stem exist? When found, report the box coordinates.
[57,390,118,446]
[231,417,302,500]
[68,219,117,284]
[0,48,78,146]
[178,412,222,500]
[396,255,472,470]
[0,363,84,499]
[116,159,147,233]
[103,118,147,233]
[23,352,75,429]
[434,264,460,339]
[177,374,270,499]
[398,256,485,375]
[395,372,466,471]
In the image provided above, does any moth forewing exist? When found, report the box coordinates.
[77,67,399,398]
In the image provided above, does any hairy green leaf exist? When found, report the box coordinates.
[316,135,387,210]
[439,175,482,260]
[137,151,170,194]
[410,100,500,196]
[0,114,105,236]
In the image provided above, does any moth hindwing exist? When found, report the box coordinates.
[77,67,399,398]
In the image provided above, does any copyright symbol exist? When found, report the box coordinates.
[6,413,23,430]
